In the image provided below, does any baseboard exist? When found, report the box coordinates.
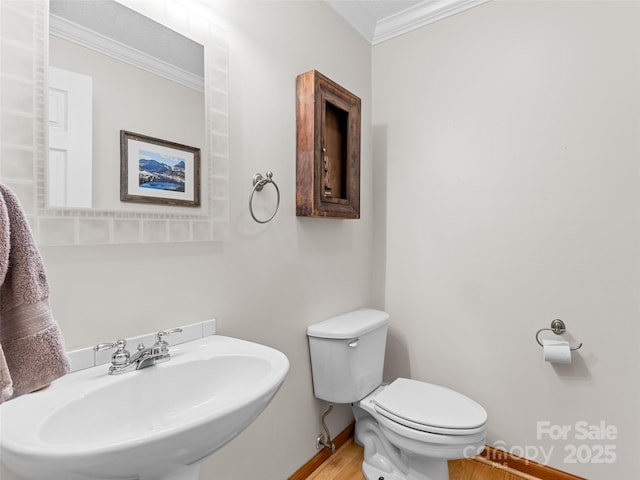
[289,427,586,480]
[288,422,355,480]
[475,446,587,480]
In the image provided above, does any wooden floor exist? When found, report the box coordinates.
[306,439,538,480]
[305,439,364,480]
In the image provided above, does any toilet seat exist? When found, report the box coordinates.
[372,378,487,435]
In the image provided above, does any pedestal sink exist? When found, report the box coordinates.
[0,335,289,480]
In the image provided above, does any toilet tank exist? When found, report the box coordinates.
[307,308,389,403]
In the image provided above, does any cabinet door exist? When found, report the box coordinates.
[296,70,360,219]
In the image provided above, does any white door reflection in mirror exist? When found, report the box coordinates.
[48,66,93,208]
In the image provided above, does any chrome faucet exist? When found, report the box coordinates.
[95,328,183,375]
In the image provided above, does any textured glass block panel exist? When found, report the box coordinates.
[113,219,141,243]
[211,177,228,201]
[207,24,226,49]
[209,110,228,135]
[1,41,35,81]
[210,131,228,156]
[142,220,168,242]
[207,68,227,95]
[79,218,111,244]
[1,7,34,47]
[169,220,191,242]
[192,221,212,241]
[1,76,33,113]
[208,89,228,116]
[39,218,76,245]
[3,182,35,214]
[207,46,227,75]
[1,147,34,181]
[1,112,34,146]
[1,1,36,16]
[210,155,228,178]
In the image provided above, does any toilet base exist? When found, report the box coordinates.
[362,460,404,480]
[362,458,448,480]
[356,415,451,480]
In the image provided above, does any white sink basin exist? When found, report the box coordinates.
[0,335,289,480]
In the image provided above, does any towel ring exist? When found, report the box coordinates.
[535,319,583,351]
[249,171,280,224]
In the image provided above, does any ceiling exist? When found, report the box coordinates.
[325,0,491,45]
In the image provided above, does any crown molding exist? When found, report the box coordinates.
[373,0,491,45]
[327,0,492,45]
[50,14,204,92]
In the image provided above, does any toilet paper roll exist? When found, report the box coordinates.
[542,339,571,365]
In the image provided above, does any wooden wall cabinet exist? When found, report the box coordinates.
[296,70,361,219]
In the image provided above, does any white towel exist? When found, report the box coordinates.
[0,184,69,403]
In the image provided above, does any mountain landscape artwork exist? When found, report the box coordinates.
[121,130,200,207]
[138,150,186,192]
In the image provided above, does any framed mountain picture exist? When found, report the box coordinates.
[120,130,201,207]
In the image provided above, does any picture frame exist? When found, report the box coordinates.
[120,130,201,207]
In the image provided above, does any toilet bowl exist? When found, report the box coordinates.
[307,308,487,480]
[354,379,486,480]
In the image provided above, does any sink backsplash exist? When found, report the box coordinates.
[66,319,217,372]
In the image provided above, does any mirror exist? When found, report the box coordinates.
[0,0,229,244]
[48,0,205,211]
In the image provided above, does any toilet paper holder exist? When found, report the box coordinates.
[535,319,583,351]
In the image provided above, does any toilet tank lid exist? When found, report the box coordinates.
[307,308,389,339]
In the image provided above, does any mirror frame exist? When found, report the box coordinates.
[0,0,229,245]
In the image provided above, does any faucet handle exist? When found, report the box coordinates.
[156,328,183,343]
[153,328,182,358]
[94,338,127,351]
[94,339,130,367]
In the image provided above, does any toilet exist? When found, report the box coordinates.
[307,308,487,480]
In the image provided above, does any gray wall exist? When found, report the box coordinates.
[1,1,374,479]
[374,1,640,478]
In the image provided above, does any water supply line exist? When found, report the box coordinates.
[316,404,336,452]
